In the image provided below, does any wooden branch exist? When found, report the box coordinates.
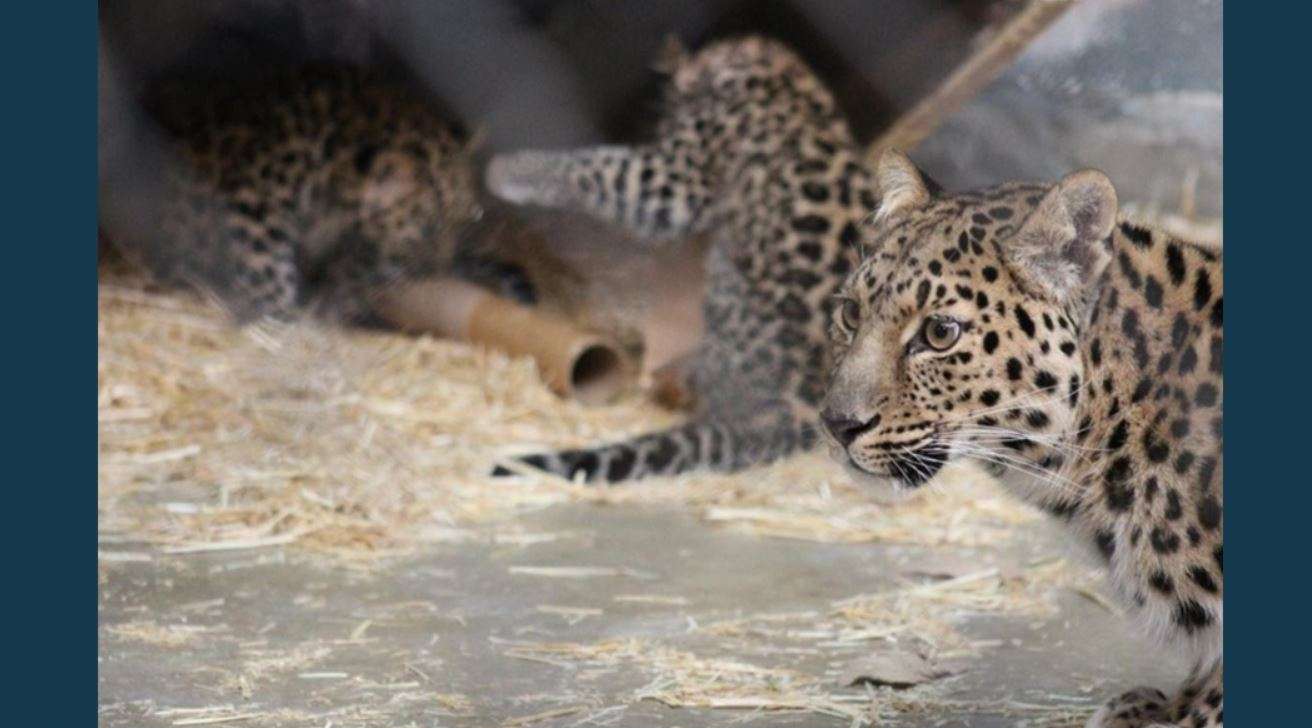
[867,0,1075,160]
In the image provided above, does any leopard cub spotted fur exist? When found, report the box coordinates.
[822,150,1222,728]
[127,66,504,322]
[486,36,878,484]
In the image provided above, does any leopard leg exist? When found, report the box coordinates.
[1162,660,1222,728]
[1087,687,1170,728]
[485,144,710,241]
[192,206,303,323]
[130,175,304,322]
[304,226,399,324]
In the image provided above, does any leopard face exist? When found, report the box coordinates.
[656,36,842,156]
[355,144,480,271]
[822,151,1116,498]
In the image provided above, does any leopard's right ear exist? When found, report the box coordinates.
[873,149,931,223]
[653,34,689,74]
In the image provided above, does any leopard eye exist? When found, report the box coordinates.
[839,298,861,331]
[921,316,961,351]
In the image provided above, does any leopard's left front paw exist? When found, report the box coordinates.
[1087,686,1170,728]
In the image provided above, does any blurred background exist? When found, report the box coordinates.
[100,0,1221,231]
[99,0,1222,375]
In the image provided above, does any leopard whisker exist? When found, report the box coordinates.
[947,442,1085,496]
[932,375,1102,426]
[952,425,1109,456]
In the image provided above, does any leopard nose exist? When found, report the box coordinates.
[821,410,875,448]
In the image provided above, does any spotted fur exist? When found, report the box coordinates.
[130,66,519,322]
[822,151,1222,727]
[486,37,878,483]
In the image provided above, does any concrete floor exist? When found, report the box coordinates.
[99,503,1188,727]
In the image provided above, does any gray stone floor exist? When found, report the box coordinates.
[99,504,1188,727]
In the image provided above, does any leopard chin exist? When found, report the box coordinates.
[841,464,910,502]
[825,444,918,502]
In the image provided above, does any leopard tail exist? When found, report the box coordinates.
[490,415,814,485]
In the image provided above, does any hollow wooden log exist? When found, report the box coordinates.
[374,277,632,405]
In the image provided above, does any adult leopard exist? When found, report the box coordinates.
[821,150,1222,727]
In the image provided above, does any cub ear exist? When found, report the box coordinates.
[873,149,931,222]
[654,34,689,74]
[1008,169,1118,302]
[461,124,489,157]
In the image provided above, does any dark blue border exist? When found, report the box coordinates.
[1226,2,1308,723]
[9,1,1294,721]
[5,3,96,717]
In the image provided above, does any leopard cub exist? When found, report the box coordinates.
[124,66,496,322]
[486,37,878,484]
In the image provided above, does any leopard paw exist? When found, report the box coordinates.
[1086,686,1170,728]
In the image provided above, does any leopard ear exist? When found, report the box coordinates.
[1008,169,1118,302]
[654,34,689,74]
[873,149,931,222]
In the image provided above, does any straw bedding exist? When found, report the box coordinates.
[97,263,1058,559]
[99,264,1109,726]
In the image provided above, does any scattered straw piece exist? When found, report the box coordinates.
[98,550,153,563]
[106,621,225,647]
[503,705,588,726]
[163,532,306,555]
[509,566,621,578]
[435,693,473,713]
[536,605,604,623]
[348,619,372,641]
[171,714,261,726]
[613,594,689,606]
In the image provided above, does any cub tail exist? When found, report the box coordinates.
[492,415,813,485]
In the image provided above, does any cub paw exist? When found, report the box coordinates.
[485,152,571,207]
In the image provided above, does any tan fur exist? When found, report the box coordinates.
[822,160,1223,727]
